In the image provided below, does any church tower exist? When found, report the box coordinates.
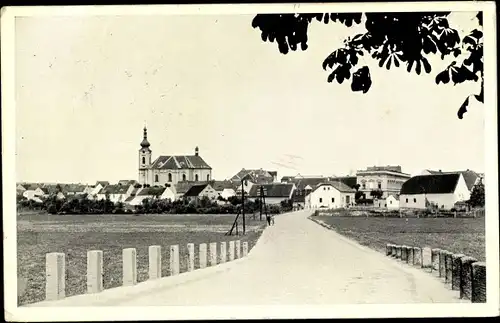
[138,126,152,185]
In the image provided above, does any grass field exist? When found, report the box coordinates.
[314,216,485,262]
[17,213,266,306]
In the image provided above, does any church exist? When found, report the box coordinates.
[138,126,212,186]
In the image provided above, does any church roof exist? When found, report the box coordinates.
[151,155,211,170]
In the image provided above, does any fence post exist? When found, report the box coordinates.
[87,250,103,293]
[199,243,207,269]
[444,251,453,284]
[122,248,137,286]
[407,246,414,265]
[169,245,179,276]
[471,262,487,303]
[187,243,195,272]
[422,247,432,269]
[391,244,397,257]
[243,241,249,257]
[45,252,66,301]
[235,240,241,259]
[413,247,422,266]
[401,245,408,262]
[460,256,478,300]
[386,244,392,256]
[228,241,235,261]
[431,248,441,272]
[438,250,448,278]
[395,245,402,259]
[451,253,465,291]
[220,242,227,264]
[148,245,162,280]
[209,242,218,267]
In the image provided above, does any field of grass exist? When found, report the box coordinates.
[314,215,485,262]
[17,213,266,306]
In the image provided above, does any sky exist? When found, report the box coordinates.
[14,11,485,184]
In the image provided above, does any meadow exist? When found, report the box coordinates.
[315,215,485,262]
[17,213,266,306]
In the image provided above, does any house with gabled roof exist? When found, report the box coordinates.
[211,180,237,200]
[118,180,139,186]
[420,169,480,193]
[96,184,135,203]
[399,173,470,210]
[304,182,356,209]
[137,126,212,187]
[183,183,218,202]
[247,183,296,205]
[61,184,88,196]
[126,186,175,206]
[231,168,277,194]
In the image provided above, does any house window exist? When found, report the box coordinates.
[323,187,326,190]
[414,198,417,203]
[406,198,408,203]
[378,182,382,189]
[331,197,335,203]
[142,157,145,164]
[155,174,159,182]
[362,182,366,189]
[346,196,350,204]
[319,198,323,203]
[390,200,392,204]
[207,174,210,181]
[195,174,199,181]
[168,173,172,182]
[182,174,186,181]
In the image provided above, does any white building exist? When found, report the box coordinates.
[386,194,400,210]
[96,184,135,203]
[247,183,296,205]
[126,186,176,206]
[304,182,356,209]
[399,173,471,210]
[138,126,212,186]
[183,183,219,201]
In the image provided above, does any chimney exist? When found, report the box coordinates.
[195,146,199,156]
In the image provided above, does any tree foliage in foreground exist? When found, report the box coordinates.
[252,12,483,119]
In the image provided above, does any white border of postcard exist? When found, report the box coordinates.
[2,1,499,320]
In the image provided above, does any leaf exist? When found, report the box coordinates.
[351,66,372,93]
[422,57,432,73]
[415,60,422,75]
[457,96,470,119]
[386,56,392,70]
[407,60,414,73]
[474,83,484,103]
[435,69,450,84]
[470,29,483,40]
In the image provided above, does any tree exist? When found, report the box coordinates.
[370,189,383,199]
[468,180,485,207]
[252,12,483,119]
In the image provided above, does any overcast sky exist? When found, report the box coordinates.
[15,11,485,184]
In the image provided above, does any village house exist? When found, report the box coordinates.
[247,183,295,205]
[211,180,237,200]
[304,182,356,209]
[96,184,135,203]
[420,169,480,193]
[61,184,88,196]
[126,186,176,206]
[287,175,331,208]
[356,165,411,200]
[118,180,139,186]
[231,168,278,194]
[183,183,219,202]
[399,173,471,210]
[386,194,400,210]
[138,126,212,186]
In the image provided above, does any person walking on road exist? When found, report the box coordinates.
[266,214,271,226]
[271,214,275,225]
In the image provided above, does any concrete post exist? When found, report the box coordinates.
[422,247,432,269]
[235,240,241,259]
[199,243,207,269]
[228,241,235,261]
[471,262,486,303]
[407,246,414,265]
[148,245,162,280]
[401,245,408,262]
[170,245,179,275]
[87,250,103,294]
[386,244,392,256]
[451,253,466,291]
[460,256,478,300]
[445,251,453,284]
[220,242,227,264]
[431,248,441,272]
[390,244,397,257]
[439,249,448,278]
[395,245,402,259]
[45,252,66,301]
[209,242,217,267]
[187,243,195,272]
[122,248,137,286]
[413,247,422,266]
[242,241,249,257]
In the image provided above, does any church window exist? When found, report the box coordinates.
[195,174,199,181]
[155,174,159,182]
[142,157,145,164]
[207,174,210,181]
[168,173,172,182]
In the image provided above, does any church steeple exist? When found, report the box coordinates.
[140,126,151,149]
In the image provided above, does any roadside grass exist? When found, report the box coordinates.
[17,213,266,306]
[313,216,485,262]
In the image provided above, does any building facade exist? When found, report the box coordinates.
[138,127,212,186]
[356,165,411,200]
[304,182,356,209]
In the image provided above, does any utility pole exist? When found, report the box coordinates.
[241,178,246,235]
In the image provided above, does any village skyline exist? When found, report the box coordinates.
[15,12,485,185]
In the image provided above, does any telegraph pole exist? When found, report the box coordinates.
[241,178,246,235]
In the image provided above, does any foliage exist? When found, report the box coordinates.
[252,12,483,118]
[468,180,485,207]
[370,189,384,199]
